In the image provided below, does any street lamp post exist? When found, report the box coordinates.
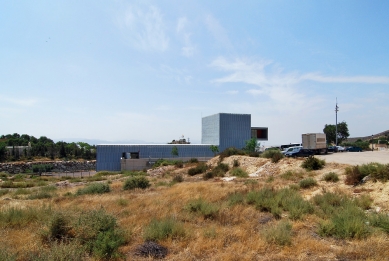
[335,98,339,146]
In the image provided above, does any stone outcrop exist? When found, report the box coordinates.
[0,160,96,174]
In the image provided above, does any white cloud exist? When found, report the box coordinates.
[0,95,38,107]
[301,73,389,84]
[120,5,169,52]
[176,17,195,57]
[226,90,239,95]
[204,14,232,49]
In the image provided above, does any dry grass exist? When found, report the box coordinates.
[1,155,389,260]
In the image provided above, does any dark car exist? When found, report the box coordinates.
[346,146,362,152]
[327,146,336,152]
[286,148,315,157]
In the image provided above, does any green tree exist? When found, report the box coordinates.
[171,146,179,157]
[244,138,259,152]
[0,142,7,162]
[323,121,349,145]
[210,145,219,156]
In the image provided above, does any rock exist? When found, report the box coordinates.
[361,175,371,183]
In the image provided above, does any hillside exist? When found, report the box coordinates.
[1,155,389,260]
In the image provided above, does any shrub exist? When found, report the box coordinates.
[344,165,366,185]
[354,194,373,210]
[323,172,339,182]
[92,229,125,260]
[217,163,229,172]
[27,241,86,261]
[318,205,370,239]
[121,170,146,177]
[203,172,215,180]
[174,160,184,168]
[143,217,186,241]
[276,188,314,220]
[263,220,293,246]
[280,170,300,181]
[185,198,219,219]
[172,174,183,183]
[299,178,317,189]
[360,163,389,182]
[32,164,54,173]
[0,246,16,261]
[230,167,248,178]
[271,152,284,163]
[261,149,280,159]
[76,183,110,195]
[73,208,124,258]
[312,192,348,218]
[227,192,245,206]
[0,189,9,197]
[0,206,52,228]
[188,158,199,163]
[188,163,207,176]
[301,156,325,171]
[27,191,53,200]
[219,147,245,160]
[369,213,389,234]
[247,187,313,220]
[123,176,150,190]
[233,159,240,167]
[42,213,72,242]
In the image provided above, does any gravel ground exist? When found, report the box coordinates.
[317,150,389,165]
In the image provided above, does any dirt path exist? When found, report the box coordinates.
[317,150,389,165]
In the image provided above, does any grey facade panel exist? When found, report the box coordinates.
[201,113,220,145]
[219,113,251,151]
[96,144,213,171]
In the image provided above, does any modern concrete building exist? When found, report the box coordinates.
[96,113,268,171]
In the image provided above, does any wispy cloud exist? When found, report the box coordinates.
[301,73,389,84]
[176,17,195,57]
[0,95,38,107]
[160,64,193,84]
[204,15,232,49]
[226,90,239,95]
[120,5,169,52]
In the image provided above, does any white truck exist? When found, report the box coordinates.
[302,133,328,154]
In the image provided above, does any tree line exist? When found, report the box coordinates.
[0,133,96,162]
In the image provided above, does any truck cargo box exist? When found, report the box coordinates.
[302,133,327,150]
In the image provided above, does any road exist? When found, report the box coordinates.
[317,150,389,165]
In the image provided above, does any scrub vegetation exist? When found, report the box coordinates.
[1,155,389,260]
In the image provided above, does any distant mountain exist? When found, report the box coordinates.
[347,130,389,143]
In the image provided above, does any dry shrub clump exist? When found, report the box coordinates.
[301,156,325,171]
[323,172,339,182]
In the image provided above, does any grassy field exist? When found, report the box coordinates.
[1,156,389,260]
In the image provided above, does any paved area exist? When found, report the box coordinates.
[317,150,389,165]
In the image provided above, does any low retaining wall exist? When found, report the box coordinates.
[0,160,96,174]
[120,157,213,171]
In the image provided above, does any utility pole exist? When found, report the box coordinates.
[335,98,339,146]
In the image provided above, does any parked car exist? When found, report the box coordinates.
[282,146,302,155]
[285,147,314,157]
[346,146,362,152]
[336,146,346,152]
[327,146,336,152]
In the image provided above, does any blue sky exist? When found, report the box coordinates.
[1,1,389,146]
